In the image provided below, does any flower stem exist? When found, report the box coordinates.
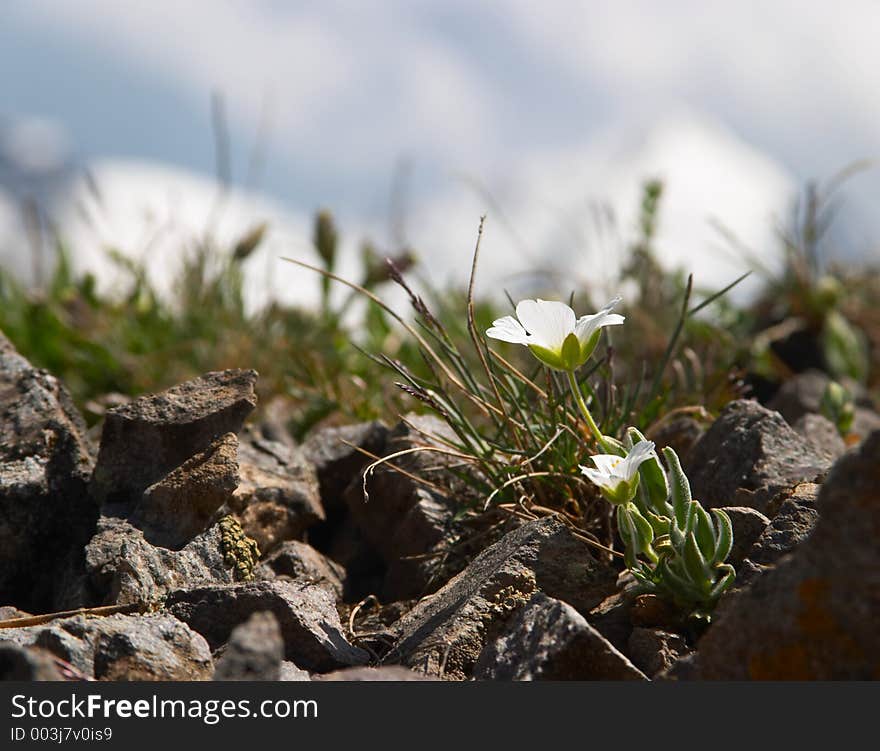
[567,369,615,452]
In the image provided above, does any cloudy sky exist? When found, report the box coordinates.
[2,1,880,306]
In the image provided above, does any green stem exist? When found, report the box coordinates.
[567,369,615,453]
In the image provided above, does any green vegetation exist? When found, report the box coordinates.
[2,176,878,619]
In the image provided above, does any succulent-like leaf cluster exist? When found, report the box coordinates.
[611,429,735,619]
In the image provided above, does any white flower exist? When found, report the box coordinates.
[486,297,624,371]
[580,440,656,504]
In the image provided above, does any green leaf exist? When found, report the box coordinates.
[662,446,692,527]
[682,532,713,591]
[694,504,716,560]
[711,509,733,564]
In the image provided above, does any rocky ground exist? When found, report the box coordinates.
[1,330,878,681]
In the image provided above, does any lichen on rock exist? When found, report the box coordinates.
[218,515,260,582]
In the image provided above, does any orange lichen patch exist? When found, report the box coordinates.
[747,577,866,679]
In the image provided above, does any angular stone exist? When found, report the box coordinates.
[343,415,466,601]
[214,611,283,681]
[0,333,96,610]
[91,369,257,506]
[627,627,690,678]
[166,581,369,672]
[130,433,239,549]
[793,414,846,463]
[279,661,311,681]
[0,613,213,680]
[696,433,880,679]
[473,593,647,681]
[716,506,770,567]
[383,518,617,680]
[316,666,435,681]
[0,643,63,681]
[82,517,239,606]
[767,369,829,424]
[302,421,389,513]
[227,434,323,555]
[256,541,345,599]
[649,416,705,464]
[746,483,819,567]
[686,399,829,512]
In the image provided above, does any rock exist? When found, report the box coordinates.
[627,628,690,678]
[166,580,369,672]
[130,433,239,549]
[279,661,312,681]
[767,369,829,424]
[716,507,770,567]
[630,594,686,632]
[746,483,819,567]
[686,399,830,512]
[90,369,257,507]
[473,593,647,681]
[213,611,283,681]
[256,541,345,599]
[0,332,96,611]
[0,613,213,680]
[0,643,63,680]
[587,593,633,653]
[383,517,617,680]
[852,408,880,441]
[302,421,389,513]
[648,416,705,463]
[0,606,30,620]
[316,666,435,681]
[227,434,323,555]
[793,414,846,463]
[656,652,701,681]
[343,415,465,601]
[81,516,245,607]
[695,432,880,678]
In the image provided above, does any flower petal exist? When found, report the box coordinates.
[575,297,626,345]
[589,454,621,475]
[516,299,576,350]
[620,440,656,481]
[486,315,530,344]
[580,465,615,489]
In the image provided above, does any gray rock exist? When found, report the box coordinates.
[91,369,257,507]
[302,421,389,513]
[767,369,829,424]
[316,666,435,681]
[695,432,880,678]
[0,643,63,680]
[256,541,345,599]
[214,611,283,681]
[0,613,213,680]
[344,415,464,601]
[656,652,701,681]
[166,580,369,672]
[627,627,690,678]
[383,517,617,680]
[279,661,311,680]
[82,517,238,606]
[0,333,96,610]
[649,416,705,464]
[746,483,819,567]
[227,434,323,555]
[852,408,880,441]
[686,399,830,512]
[793,413,846,463]
[474,593,647,681]
[587,593,633,653]
[131,433,239,549]
[716,506,771,567]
